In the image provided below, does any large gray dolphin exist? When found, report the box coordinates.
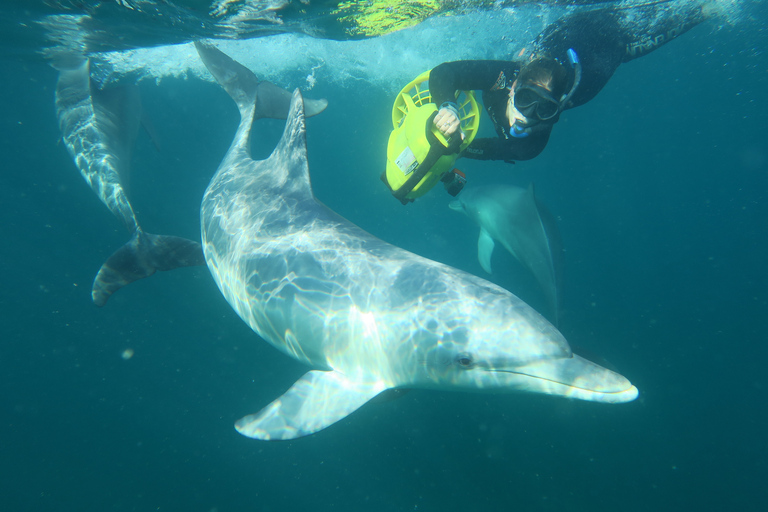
[55,58,205,306]
[196,42,638,441]
[449,184,561,324]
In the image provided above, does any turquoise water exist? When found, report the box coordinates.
[1,2,767,511]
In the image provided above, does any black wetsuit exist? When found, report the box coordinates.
[429,3,708,163]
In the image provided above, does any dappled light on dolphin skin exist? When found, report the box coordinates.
[196,42,637,441]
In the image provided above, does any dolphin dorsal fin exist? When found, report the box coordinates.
[266,89,313,191]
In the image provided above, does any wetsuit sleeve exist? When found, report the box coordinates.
[430,60,516,106]
[463,126,552,162]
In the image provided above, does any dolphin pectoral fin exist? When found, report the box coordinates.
[477,228,495,274]
[92,231,205,306]
[235,370,387,440]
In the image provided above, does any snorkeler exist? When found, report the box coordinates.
[429,1,711,163]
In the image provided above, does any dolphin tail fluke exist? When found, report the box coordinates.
[193,42,327,120]
[235,370,387,440]
[194,41,259,115]
[92,231,205,306]
[255,80,328,119]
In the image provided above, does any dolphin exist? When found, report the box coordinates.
[196,42,638,441]
[449,184,561,324]
[55,57,206,306]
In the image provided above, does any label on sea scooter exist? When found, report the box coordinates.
[396,147,418,176]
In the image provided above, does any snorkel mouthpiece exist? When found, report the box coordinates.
[511,125,530,138]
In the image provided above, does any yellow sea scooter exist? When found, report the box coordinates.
[381,70,480,204]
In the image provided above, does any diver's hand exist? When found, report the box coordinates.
[434,107,459,137]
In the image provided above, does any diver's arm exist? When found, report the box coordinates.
[430,60,517,137]
[430,60,518,106]
[463,128,551,162]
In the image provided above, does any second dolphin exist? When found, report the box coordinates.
[55,58,205,305]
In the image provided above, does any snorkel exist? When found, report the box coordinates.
[560,48,582,109]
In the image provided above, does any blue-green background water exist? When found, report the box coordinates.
[1,4,767,512]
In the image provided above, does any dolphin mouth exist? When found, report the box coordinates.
[487,354,639,404]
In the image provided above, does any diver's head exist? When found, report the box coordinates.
[507,54,579,136]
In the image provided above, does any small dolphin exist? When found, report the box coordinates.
[55,58,205,305]
[449,184,561,323]
[196,43,637,441]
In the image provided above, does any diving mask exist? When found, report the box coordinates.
[512,48,582,123]
[513,85,561,121]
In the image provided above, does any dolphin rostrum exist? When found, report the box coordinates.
[449,184,562,324]
[55,57,205,305]
[196,42,638,441]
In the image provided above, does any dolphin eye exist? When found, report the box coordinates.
[456,354,474,368]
